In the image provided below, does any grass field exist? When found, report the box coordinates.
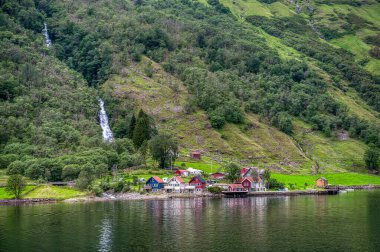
[293,119,367,173]
[22,185,86,200]
[272,172,380,189]
[0,186,36,200]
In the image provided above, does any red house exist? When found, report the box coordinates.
[189,175,206,192]
[210,172,225,180]
[175,169,189,177]
[228,184,247,192]
[190,150,202,160]
[235,177,254,191]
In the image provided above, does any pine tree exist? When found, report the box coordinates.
[128,114,136,139]
[133,110,151,148]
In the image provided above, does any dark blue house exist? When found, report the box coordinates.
[145,176,164,192]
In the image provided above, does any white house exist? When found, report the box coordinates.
[187,167,202,175]
[164,176,185,193]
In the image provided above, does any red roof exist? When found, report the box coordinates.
[153,176,164,183]
[229,184,245,188]
[210,172,225,178]
[235,178,244,183]
[236,177,256,184]
[245,177,254,183]
[175,170,187,174]
[173,176,184,183]
[241,167,249,176]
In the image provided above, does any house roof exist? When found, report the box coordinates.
[236,177,255,183]
[171,176,184,183]
[189,175,206,184]
[252,176,262,183]
[210,172,225,177]
[229,184,244,188]
[317,177,328,182]
[175,169,188,174]
[241,167,250,176]
[152,176,164,183]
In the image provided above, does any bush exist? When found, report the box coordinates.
[111,181,126,192]
[61,165,81,181]
[208,186,224,194]
[76,170,93,190]
[209,111,226,129]
[268,178,285,190]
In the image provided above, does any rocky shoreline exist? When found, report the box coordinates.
[2,187,380,205]
[0,198,57,205]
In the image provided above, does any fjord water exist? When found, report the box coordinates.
[1,191,380,252]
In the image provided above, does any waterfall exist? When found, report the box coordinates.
[99,99,114,143]
[42,22,52,47]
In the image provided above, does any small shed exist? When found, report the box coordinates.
[190,150,202,160]
[210,172,225,180]
[316,177,328,187]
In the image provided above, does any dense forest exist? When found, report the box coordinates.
[0,0,379,182]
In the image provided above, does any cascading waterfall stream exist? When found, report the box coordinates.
[98,99,114,143]
[42,22,52,47]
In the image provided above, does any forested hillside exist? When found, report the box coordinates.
[0,0,379,181]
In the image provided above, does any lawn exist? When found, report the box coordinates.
[0,186,36,200]
[22,185,87,200]
[272,172,380,190]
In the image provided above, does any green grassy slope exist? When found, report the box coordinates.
[195,0,379,174]
[102,58,311,172]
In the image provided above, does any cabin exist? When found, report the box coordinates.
[210,172,225,180]
[190,150,202,160]
[175,169,189,177]
[165,176,185,193]
[145,176,164,192]
[228,184,247,192]
[316,177,328,187]
[189,175,206,192]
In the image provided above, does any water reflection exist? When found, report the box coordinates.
[1,192,380,251]
[98,217,112,252]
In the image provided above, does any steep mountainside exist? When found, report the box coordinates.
[0,0,379,179]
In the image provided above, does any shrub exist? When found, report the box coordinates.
[61,165,81,181]
[268,178,285,190]
[208,186,224,194]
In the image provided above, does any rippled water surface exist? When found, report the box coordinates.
[1,191,380,251]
